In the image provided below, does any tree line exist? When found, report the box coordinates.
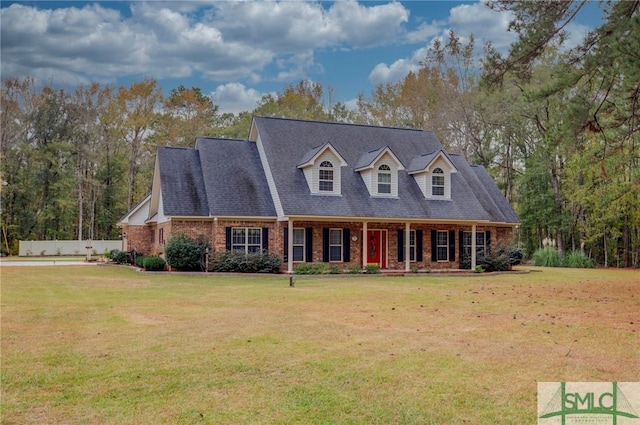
[1,0,638,266]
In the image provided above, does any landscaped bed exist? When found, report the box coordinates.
[1,265,638,424]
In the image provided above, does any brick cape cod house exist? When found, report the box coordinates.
[118,116,520,272]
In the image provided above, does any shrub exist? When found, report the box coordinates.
[293,263,326,275]
[461,243,517,272]
[364,264,380,274]
[348,265,362,274]
[327,265,342,274]
[165,233,209,271]
[532,247,595,268]
[245,251,281,273]
[532,247,562,267]
[209,250,247,272]
[110,249,129,264]
[477,244,514,272]
[143,256,166,271]
[474,265,485,273]
[562,250,595,268]
[208,250,281,273]
[135,255,147,268]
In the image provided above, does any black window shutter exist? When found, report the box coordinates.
[262,228,269,251]
[397,229,405,262]
[416,230,423,262]
[486,231,491,248]
[343,229,350,262]
[459,231,464,263]
[283,227,288,262]
[305,228,313,262]
[322,228,330,262]
[449,230,456,261]
[431,230,437,261]
[225,227,232,251]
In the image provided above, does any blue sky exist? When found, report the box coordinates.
[0,1,603,114]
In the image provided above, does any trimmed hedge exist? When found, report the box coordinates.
[142,256,166,271]
[293,263,327,275]
[208,250,281,273]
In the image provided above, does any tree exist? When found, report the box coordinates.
[482,0,640,265]
[153,85,220,148]
[111,79,162,210]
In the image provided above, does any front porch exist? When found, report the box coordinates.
[281,218,511,274]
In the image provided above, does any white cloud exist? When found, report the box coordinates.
[327,1,409,48]
[448,2,515,51]
[0,1,411,89]
[563,21,592,50]
[209,82,267,114]
[369,46,429,85]
[368,1,517,86]
[405,21,443,44]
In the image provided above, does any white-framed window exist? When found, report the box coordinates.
[436,230,449,261]
[292,228,306,262]
[329,229,343,262]
[432,168,445,196]
[377,164,391,194]
[232,227,262,254]
[408,230,416,261]
[462,231,486,258]
[319,161,334,192]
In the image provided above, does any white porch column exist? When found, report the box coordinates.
[288,218,294,274]
[471,223,477,270]
[362,221,368,268]
[405,222,411,272]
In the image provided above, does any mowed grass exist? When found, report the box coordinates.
[1,266,638,424]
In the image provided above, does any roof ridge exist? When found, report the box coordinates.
[254,115,427,132]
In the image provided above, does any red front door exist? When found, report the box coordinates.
[366,230,387,268]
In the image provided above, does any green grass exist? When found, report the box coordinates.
[1,266,638,424]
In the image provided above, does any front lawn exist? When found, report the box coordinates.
[1,266,638,424]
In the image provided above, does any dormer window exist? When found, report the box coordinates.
[432,168,445,196]
[297,143,347,195]
[355,147,404,197]
[319,161,334,192]
[378,165,391,194]
[408,150,458,200]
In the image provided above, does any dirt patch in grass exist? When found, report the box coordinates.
[1,266,638,424]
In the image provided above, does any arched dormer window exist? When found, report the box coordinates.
[378,164,391,194]
[432,168,445,196]
[319,161,334,192]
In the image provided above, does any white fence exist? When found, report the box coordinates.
[19,240,123,257]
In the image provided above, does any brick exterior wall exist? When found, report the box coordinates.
[123,218,514,271]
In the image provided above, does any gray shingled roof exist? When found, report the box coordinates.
[157,147,209,216]
[354,146,388,170]
[253,116,519,223]
[194,137,277,217]
[407,150,457,173]
[154,117,519,225]
[298,144,326,167]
